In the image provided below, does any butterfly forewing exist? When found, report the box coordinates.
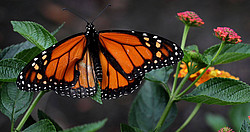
[99,30,183,79]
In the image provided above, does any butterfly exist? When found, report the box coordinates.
[16,11,183,99]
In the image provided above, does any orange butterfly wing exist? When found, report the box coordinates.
[17,33,98,98]
[98,30,183,99]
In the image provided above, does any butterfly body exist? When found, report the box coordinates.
[16,23,183,99]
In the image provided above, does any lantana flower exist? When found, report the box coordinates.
[177,11,204,27]
[214,27,242,44]
[218,127,234,132]
[177,62,239,86]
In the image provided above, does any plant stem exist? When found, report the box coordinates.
[176,103,202,132]
[181,25,190,50]
[154,98,174,131]
[162,83,171,96]
[11,110,15,132]
[174,72,191,97]
[171,25,190,95]
[15,91,47,131]
[210,41,225,64]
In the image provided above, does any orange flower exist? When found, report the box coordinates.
[176,62,239,86]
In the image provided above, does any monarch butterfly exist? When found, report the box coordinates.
[16,7,183,100]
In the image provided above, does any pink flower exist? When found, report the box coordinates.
[177,11,204,27]
[214,27,242,44]
[218,127,234,132]
[248,116,250,120]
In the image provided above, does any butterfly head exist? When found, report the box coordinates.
[86,23,97,35]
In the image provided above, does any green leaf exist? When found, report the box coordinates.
[185,45,199,52]
[203,43,250,65]
[0,58,26,82]
[0,82,33,122]
[182,45,207,69]
[128,80,177,132]
[182,78,250,105]
[182,50,191,64]
[145,66,173,84]
[59,118,108,132]
[90,83,103,104]
[0,41,35,60]
[205,113,228,131]
[13,22,64,63]
[11,21,57,50]
[38,109,63,131]
[229,103,250,131]
[145,67,173,95]
[120,124,143,132]
[239,120,250,132]
[14,47,42,63]
[23,119,56,132]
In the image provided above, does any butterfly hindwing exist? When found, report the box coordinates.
[98,51,143,99]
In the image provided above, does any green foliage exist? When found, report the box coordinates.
[205,113,228,131]
[145,66,173,84]
[229,103,250,131]
[128,81,177,132]
[203,43,250,65]
[11,21,57,50]
[183,45,205,65]
[22,119,56,132]
[145,66,173,94]
[0,41,35,60]
[128,68,177,132]
[0,58,26,82]
[0,82,33,122]
[14,47,42,63]
[59,118,108,132]
[182,78,250,105]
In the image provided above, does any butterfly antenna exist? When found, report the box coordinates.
[91,4,111,24]
[62,8,89,24]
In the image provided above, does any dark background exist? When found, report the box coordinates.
[0,0,249,131]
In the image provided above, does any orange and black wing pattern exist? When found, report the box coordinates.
[16,33,98,98]
[98,30,183,99]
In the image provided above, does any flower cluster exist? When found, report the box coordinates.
[177,62,239,86]
[214,27,242,44]
[177,11,204,27]
[218,127,234,132]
